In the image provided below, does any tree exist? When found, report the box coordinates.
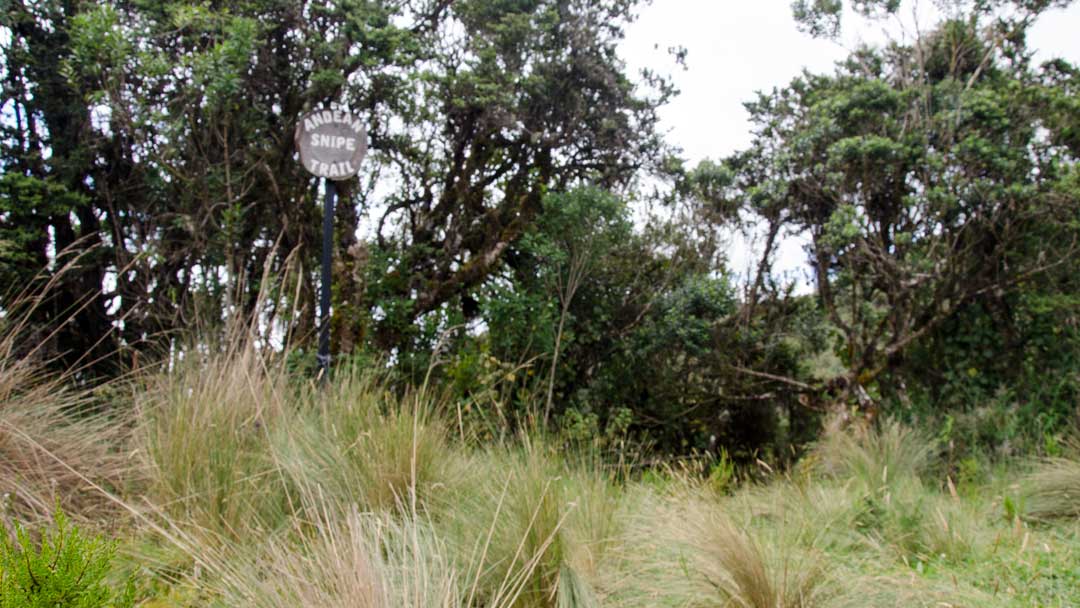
[447,184,821,458]
[63,0,429,355]
[1,0,118,376]
[729,0,1080,410]
[365,0,673,351]
[2,0,671,372]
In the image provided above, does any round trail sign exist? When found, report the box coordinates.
[295,109,368,181]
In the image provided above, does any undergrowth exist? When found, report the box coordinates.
[1,324,1079,607]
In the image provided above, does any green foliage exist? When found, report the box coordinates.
[901,286,1080,456]
[0,509,134,608]
[730,7,1080,437]
[705,449,737,494]
[484,187,636,369]
[0,174,88,289]
[7,0,670,378]
[435,179,828,457]
[8,0,1080,464]
[791,0,1066,39]
[791,0,844,38]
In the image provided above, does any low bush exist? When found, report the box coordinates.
[0,508,134,608]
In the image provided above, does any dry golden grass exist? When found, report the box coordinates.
[214,508,452,608]
[0,384,128,530]
[0,272,130,531]
[671,494,830,608]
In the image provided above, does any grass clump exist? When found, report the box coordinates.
[674,501,829,608]
[808,418,935,492]
[198,440,568,608]
[439,440,578,608]
[611,480,832,608]
[132,336,293,540]
[1022,457,1080,521]
[0,279,128,531]
[212,508,461,608]
[304,366,457,513]
[7,323,1079,608]
[0,388,127,531]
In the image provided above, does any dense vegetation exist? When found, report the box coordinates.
[4,0,1079,459]
[2,0,1080,605]
[2,325,1080,607]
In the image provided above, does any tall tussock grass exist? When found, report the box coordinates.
[0,274,129,530]
[799,418,997,564]
[7,294,1080,607]
[614,484,832,608]
[201,483,568,608]
[302,365,457,513]
[807,417,935,492]
[435,438,609,608]
[132,330,294,540]
[1022,457,1080,521]
[128,370,1073,608]
[0,383,127,529]
[125,328,590,607]
[212,507,463,608]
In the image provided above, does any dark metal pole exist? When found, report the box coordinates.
[317,178,337,382]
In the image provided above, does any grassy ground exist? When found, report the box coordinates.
[3,334,1080,607]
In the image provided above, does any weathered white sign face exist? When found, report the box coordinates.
[295,109,368,181]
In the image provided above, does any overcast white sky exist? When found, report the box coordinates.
[618,1,1080,285]
[621,0,1080,164]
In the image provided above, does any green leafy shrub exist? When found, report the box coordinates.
[0,509,134,608]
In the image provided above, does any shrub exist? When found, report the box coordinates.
[0,509,134,608]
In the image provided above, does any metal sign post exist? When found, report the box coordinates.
[317,179,337,377]
[295,109,367,381]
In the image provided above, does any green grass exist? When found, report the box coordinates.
[2,337,1080,607]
